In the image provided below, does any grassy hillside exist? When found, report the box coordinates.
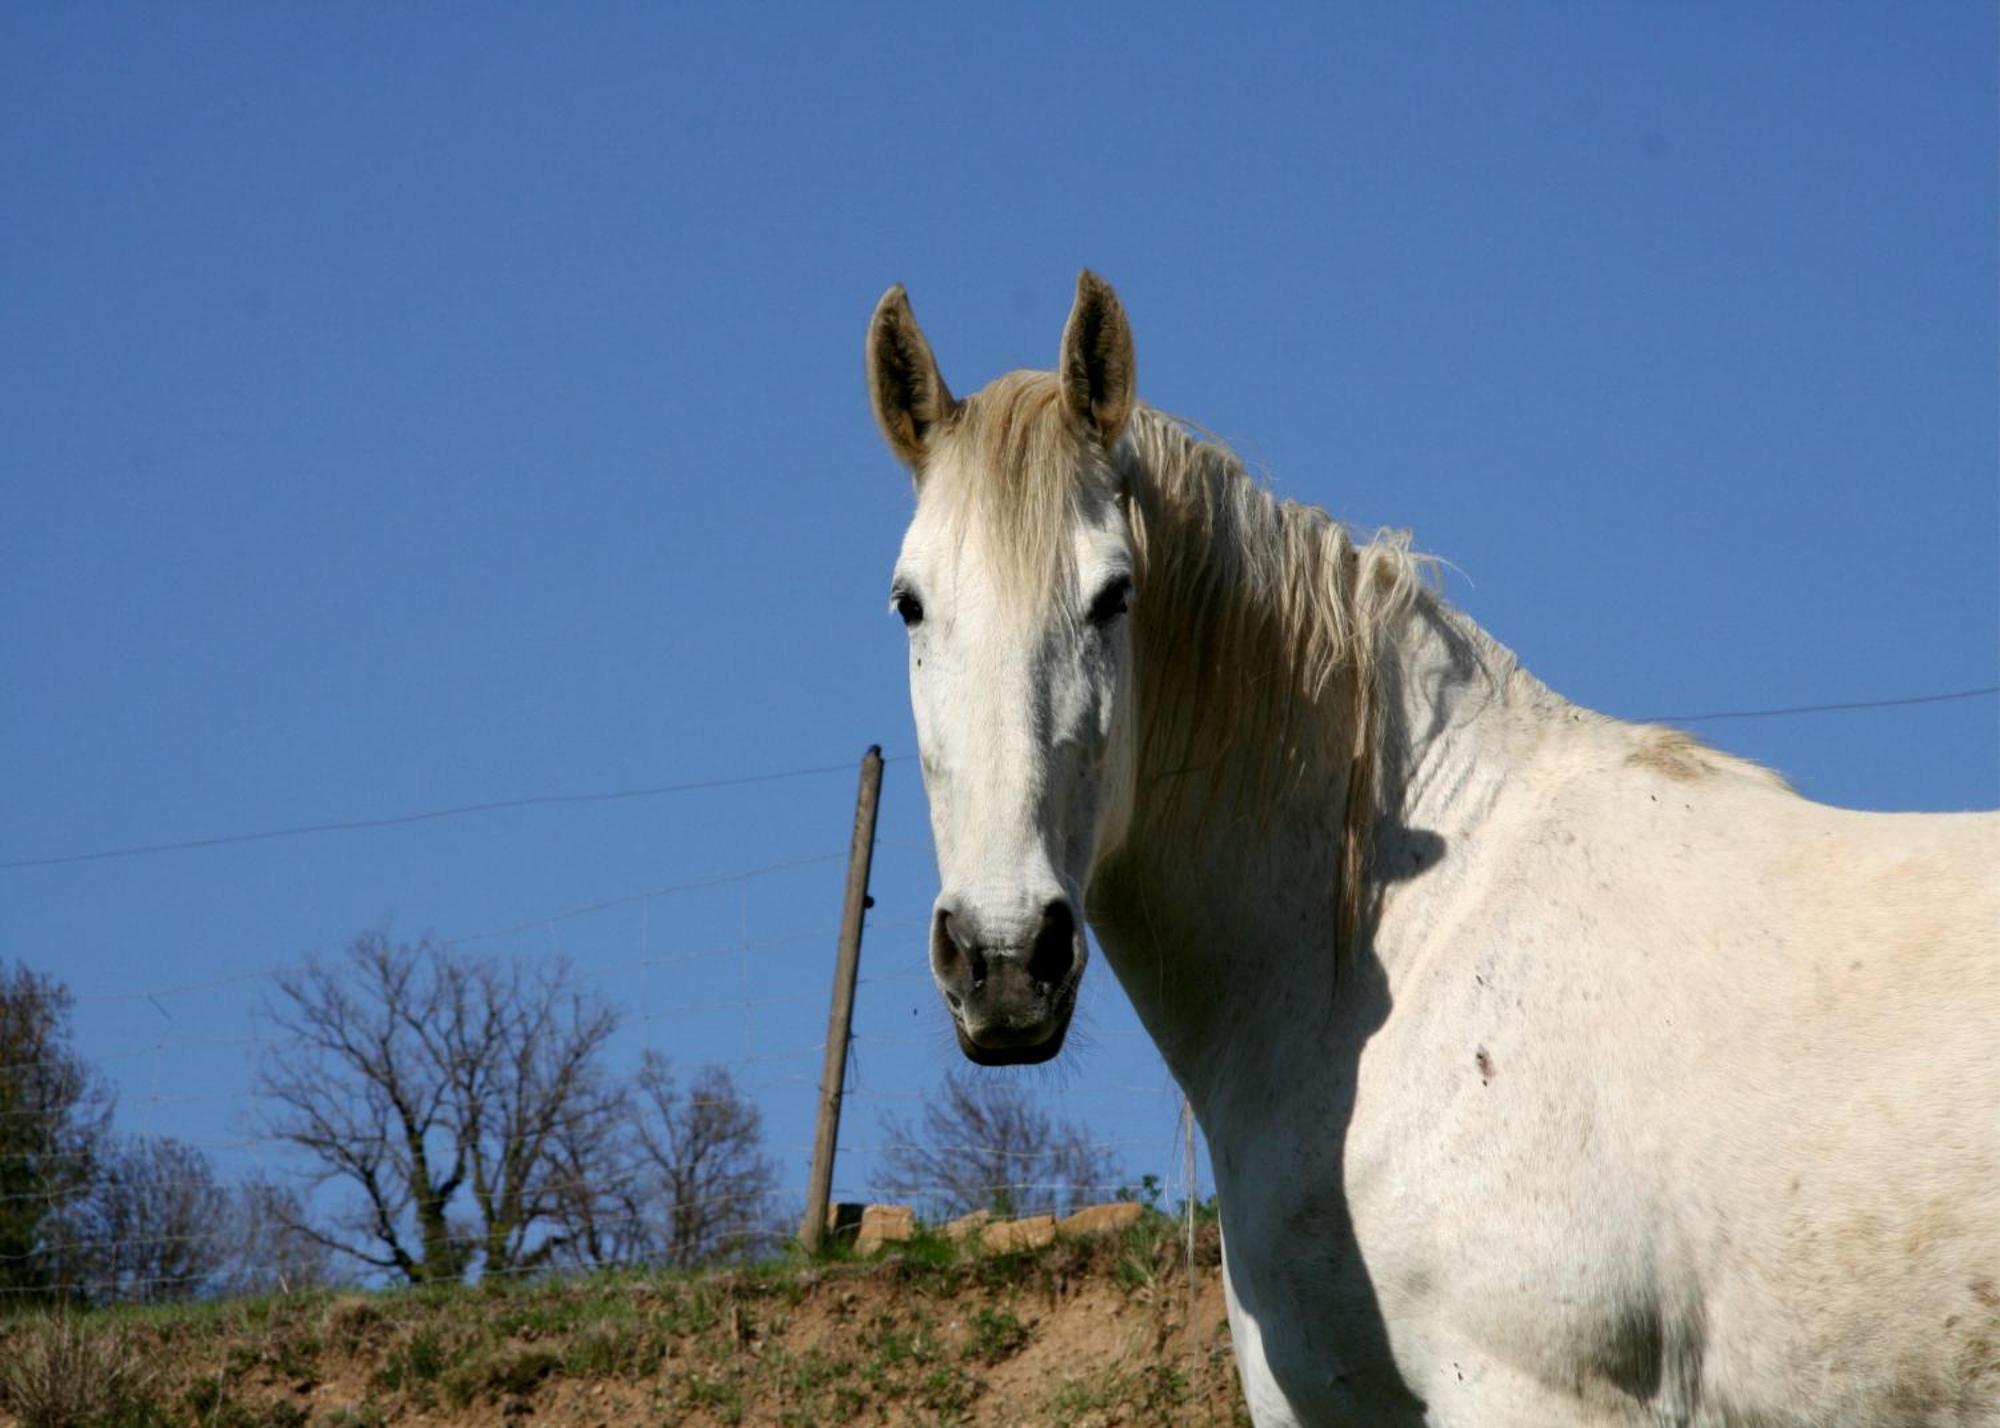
[0,1214,1248,1427]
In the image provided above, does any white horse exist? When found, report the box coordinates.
[866,272,2000,1427]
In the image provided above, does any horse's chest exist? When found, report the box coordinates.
[1211,1125,1433,1425]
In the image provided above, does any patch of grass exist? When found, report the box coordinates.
[1047,1369,1129,1426]
[1047,1362,1196,1426]
[775,1344,850,1399]
[184,1379,309,1428]
[964,1304,1029,1364]
[319,1297,389,1356]
[845,1302,992,1417]
[270,1329,325,1387]
[883,1225,966,1270]
[681,1366,747,1424]
[1113,1240,1161,1293]
[451,1344,562,1402]
[860,1306,938,1370]
[318,1406,386,1428]
[562,1319,665,1378]
[373,1325,449,1390]
[916,1361,981,1420]
[655,1281,723,1336]
[0,1311,164,1428]
[488,1284,634,1339]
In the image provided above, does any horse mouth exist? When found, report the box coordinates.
[955,1019,1070,1066]
[950,979,1078,1066]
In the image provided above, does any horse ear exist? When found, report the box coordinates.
[1058,269,1135,446]
[867,285,956,474]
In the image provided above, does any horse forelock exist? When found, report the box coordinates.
[922,370,1093,609]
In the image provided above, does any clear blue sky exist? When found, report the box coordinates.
[3,5,1994,1226]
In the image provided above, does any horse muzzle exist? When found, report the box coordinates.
[931,896,1083,1066]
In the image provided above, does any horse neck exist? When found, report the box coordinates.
[1086,582,1537,1112]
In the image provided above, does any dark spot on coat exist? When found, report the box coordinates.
[1475,1047,1494,1084]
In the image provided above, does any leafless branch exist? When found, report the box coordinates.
[256,931,623,1285]
[877,1071,1123,1220]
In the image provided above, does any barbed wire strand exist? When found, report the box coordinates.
[1639,684,1997,724]
[0,755,915,873]
[73,852,850,1005]
[8,682,1994,875]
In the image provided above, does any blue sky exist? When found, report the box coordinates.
[3,5,1994,1231]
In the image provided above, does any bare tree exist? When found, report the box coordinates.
[634,1055,777,1269]
[0,963,113,1304]
[877,1071,1122,1220]
[56,1136,228,1306]
[217,1178,338,1299]
[257,932,624,1285]
[543,1089,652,1272]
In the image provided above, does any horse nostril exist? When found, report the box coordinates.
[1027,899,1077,985]
[931,909,962,977]
[932,907,986,986]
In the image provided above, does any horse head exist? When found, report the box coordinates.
[867,271,1141,1065]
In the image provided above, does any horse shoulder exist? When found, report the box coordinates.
[1352,754,2000,1422]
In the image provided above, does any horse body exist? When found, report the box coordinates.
[866,272,2000,1426]
[1096,601,1999,1425]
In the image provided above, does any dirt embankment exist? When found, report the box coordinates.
[0,1218,1249,1427]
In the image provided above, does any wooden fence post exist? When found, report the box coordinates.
[798,745,884,1253]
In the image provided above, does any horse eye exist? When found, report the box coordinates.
[1087,575,1132,626]
[892,590,924,627]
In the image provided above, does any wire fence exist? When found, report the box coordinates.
[0,757,1204,1309]
[6,679,1993,1308]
